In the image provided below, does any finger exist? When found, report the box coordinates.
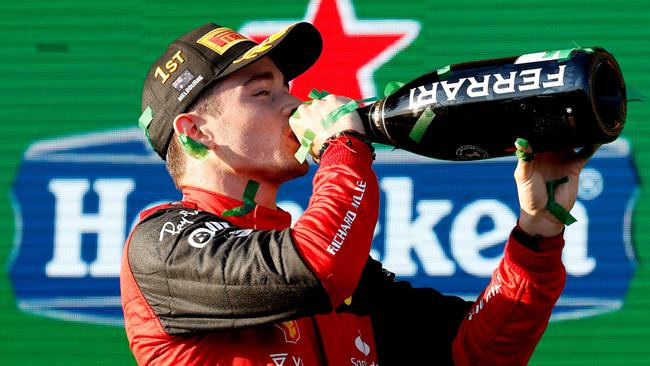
[290,107,301,120]
[289,106,305,133]
[514,137,535,181]
[515,137,534,161]
[289,106,313,147]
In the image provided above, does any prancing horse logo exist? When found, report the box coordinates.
[276,320,301,344]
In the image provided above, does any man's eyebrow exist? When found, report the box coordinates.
[243,71,289,88]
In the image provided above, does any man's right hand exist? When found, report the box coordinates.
[289,94,366,158]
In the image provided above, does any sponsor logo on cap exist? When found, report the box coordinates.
[233,25,290,64]
[197,27,248,55]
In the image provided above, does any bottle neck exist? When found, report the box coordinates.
[356,102,392,145]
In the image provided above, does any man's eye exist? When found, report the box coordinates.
[253,90,270,96]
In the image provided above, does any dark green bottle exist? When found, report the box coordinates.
[357,47,626,160]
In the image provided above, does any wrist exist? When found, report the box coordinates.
[518,211,564,237]
[316,130,375,163]
[511,222,565,253]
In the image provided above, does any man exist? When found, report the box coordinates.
[121,21,594,365]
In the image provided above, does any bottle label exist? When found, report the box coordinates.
[408,64,567,110]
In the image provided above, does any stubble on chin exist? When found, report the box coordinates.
[265,159,309,184]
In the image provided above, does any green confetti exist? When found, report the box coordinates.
[138,106,155,148]
[556,48,574,62]
[408,107,435,143]
[515,137,534,161]
[628,87,646,102]
[515,149,534,162]
[545,176,577,225]
[570,42,595,55]
[542,50,558,59]
[516,137,530,149]
[308,89,330,100]
[294,129,316,163]
[542,48,575,63]
[320,100,359,129]
[222,180,260,217]
[437,65,452,79]
[178,134,209,160]
[138,106,154,130]
[357,97,378,104]
[383,81,405,97]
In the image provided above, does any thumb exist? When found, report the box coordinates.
[514,137,535,182]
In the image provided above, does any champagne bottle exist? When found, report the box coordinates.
[357,47,626,160]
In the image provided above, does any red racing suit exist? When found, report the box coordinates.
[120,135,567,365]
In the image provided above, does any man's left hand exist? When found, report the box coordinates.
[514,139,599,237]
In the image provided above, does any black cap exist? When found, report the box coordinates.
[139,22,323,160]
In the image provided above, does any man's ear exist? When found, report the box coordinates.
[172,113,216,149]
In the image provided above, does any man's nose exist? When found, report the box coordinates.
[282,94,303,117]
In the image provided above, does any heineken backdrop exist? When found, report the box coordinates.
[2,0,649,365]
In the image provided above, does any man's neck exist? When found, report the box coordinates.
[182,169,280,210]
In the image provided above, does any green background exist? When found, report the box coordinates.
[1,0,648,364]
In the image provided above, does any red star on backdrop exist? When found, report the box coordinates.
[240,0,419,100]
